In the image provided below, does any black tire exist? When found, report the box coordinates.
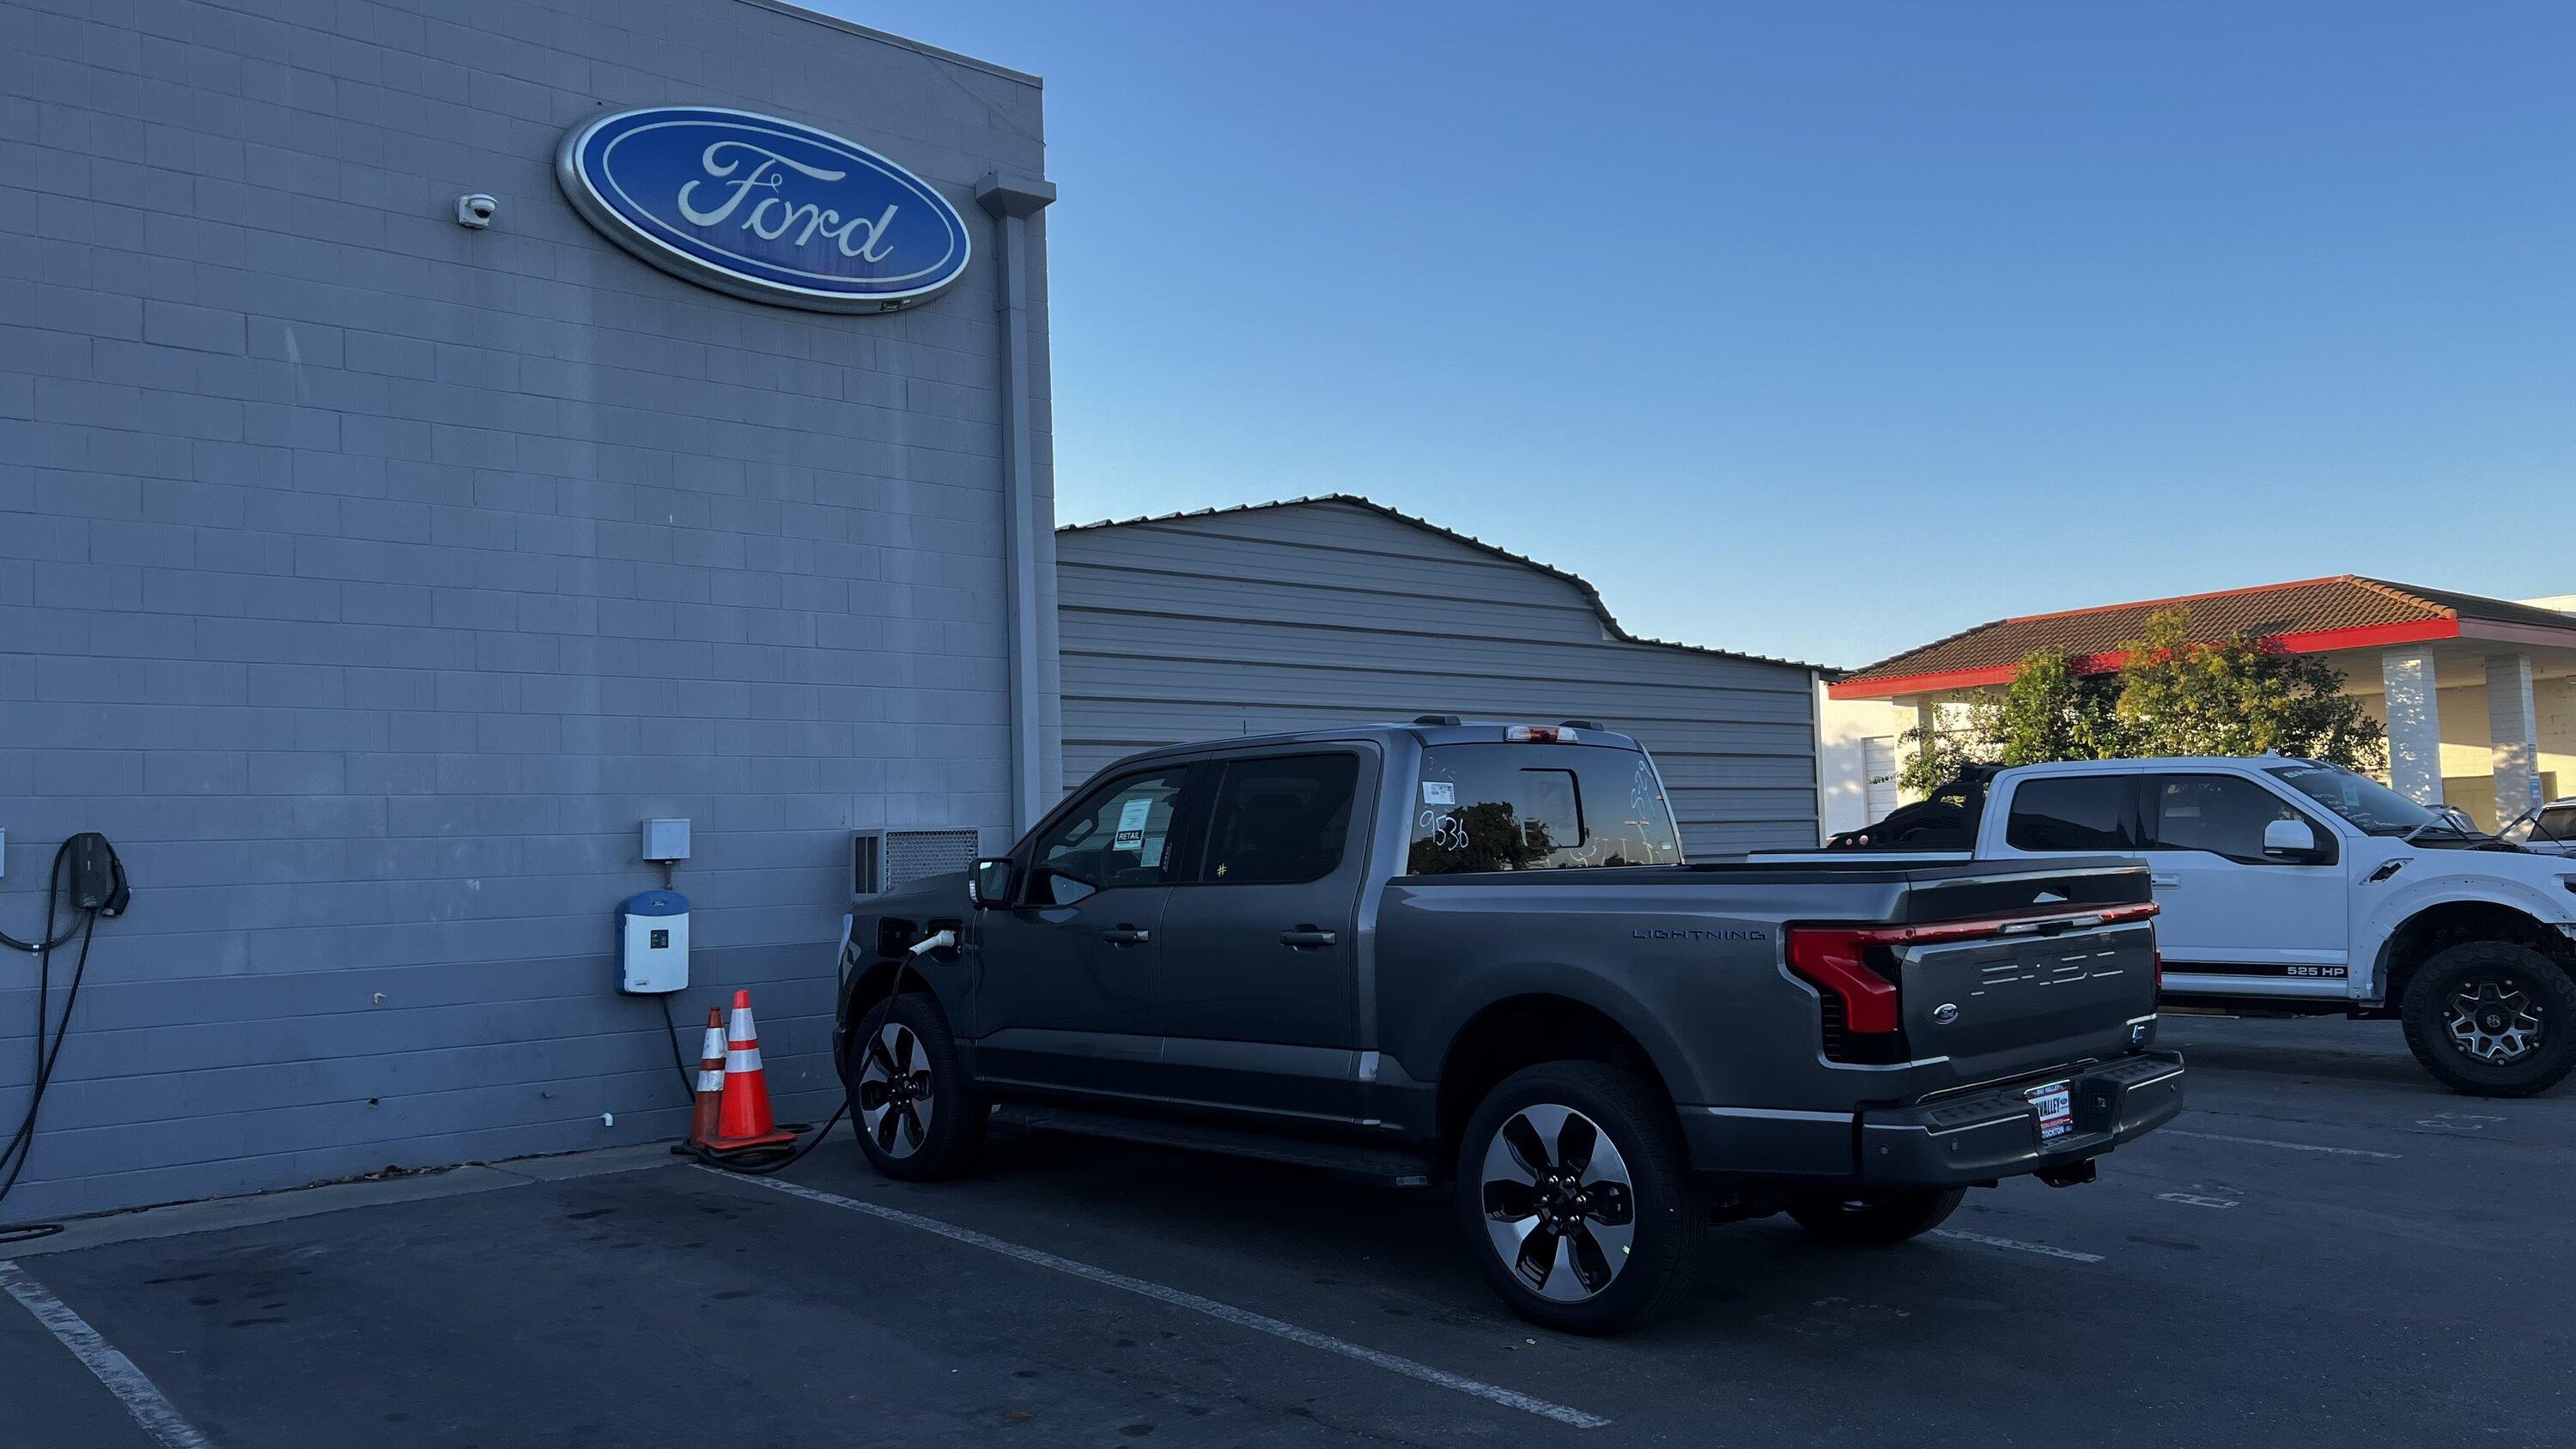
[1783,1186,1966,1245]
[1454,1061,1704,1336]
[2398,942,2576,1098]
[846,992,986,1180]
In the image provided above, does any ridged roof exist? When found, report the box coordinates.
[1060,494,1823,672]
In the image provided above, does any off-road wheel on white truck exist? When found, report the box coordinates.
[1783,1186,1966,1245]
[848,992,987,1180]
[1456,1061,1704,1335]
[2398,942,2576,1098]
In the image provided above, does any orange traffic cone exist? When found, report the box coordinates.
[706,989,795,1153]
[687,1007,726,1149]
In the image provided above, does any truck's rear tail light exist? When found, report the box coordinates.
[1783,927,1903,1035]
[1786,901,2160,1053]
[1504,724,1573,743]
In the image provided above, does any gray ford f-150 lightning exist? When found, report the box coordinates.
[835,719,2184,1332]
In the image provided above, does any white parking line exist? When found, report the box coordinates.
[0,1259,213,1449]
[700,1167,1611,1430]
[1925,1228,2105,1264]
[2156,1192,2239,1210]
[2161,1128,2400,1160]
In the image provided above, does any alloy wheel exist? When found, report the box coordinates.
[856,1022,935,1155]
[1479,1104,1637,1303]
[2446,978,2546,1064]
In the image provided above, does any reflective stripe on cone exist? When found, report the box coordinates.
[688,1006,727,1148]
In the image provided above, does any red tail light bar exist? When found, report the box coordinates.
[1784,902,2160,1037]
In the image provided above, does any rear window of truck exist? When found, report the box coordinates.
[2004,775,2140,850]
[1406,744,1682,874]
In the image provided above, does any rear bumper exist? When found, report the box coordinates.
[1676,1050,2185,1185]
[1856,1051,2184,1186]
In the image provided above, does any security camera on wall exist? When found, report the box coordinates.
[455,193,498,228]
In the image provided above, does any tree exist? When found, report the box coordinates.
[1991,646,2129,765]
[1895,645,2127,791]
[1891,608,2386,796]
[2113,609,2386,770]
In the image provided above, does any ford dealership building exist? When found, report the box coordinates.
[0,0,1060,1217]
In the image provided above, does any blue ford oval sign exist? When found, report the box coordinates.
[556,106,972,312]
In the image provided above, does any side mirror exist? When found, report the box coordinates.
[969,857,1017,908]
[2262,817,2322,861]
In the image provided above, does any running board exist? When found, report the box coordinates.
[989,1104,1437,1189]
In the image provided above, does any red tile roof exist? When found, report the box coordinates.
[1833,576,2576,699]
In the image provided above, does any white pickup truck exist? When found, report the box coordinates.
[1795,756,2576,1096]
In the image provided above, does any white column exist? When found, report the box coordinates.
[2382,648,2444,804]
[2487,653,2543,824]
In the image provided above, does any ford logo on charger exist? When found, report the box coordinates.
[556,106,972,312]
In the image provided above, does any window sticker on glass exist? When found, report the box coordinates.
[1113,796,1151,852]
[1422,780,1455,806]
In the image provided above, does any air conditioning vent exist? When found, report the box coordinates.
[854,828,982,896]
[888,828,979,887]
[852,831,884,897]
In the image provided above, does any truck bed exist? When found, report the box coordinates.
[1394,855,2152,920]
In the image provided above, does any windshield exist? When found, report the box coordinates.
[2505,804,2576,845]
[2264,763,2441,835]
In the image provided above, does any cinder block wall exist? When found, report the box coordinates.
[0,0,1053,1217]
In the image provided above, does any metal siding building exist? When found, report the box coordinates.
[0,0,1058,1218]
[1056,499,1822,856]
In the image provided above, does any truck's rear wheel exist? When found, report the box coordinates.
[1455,1061,1704,1335]
[1783,1186,1965,1245]
[2399,943,2576,1097]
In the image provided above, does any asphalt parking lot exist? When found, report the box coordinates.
[7,1015,2571,1449]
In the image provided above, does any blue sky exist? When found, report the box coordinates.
[831,3,2573,669]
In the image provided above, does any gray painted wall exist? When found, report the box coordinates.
[1056,501,1820,856]
[0,0,1055,1218]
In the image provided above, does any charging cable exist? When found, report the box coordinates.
[1,834,128,1244]
[678,926,956,1176]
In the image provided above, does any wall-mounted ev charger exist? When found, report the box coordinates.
[617,888,689,995]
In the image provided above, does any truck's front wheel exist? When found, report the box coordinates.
[2399,942,2576,1097]
[1455,1062,1704,1335]
[1783,1186,1965,1245]
[846,992,986,1179]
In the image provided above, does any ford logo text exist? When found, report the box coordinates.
[556,107,971,312]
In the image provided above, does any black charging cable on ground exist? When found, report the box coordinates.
[0,834,131,1245]
[666,927,954,1177]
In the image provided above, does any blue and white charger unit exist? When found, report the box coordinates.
[617,888,690,994]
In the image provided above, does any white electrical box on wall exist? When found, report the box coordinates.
[641,819,690,864]
[617,889,690,994]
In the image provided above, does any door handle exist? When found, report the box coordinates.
[1279,927,1337,949]
[2149,875,2182,888]
[1100,926,1151,946]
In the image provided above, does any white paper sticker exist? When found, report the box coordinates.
[1422,780,1455,806]
[1116,797,1153,834]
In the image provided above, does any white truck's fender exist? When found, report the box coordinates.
[2355,862,2576,1003]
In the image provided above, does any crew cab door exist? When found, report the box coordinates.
[2136,770,2349,997]
[1148,747,1373,1121]
[970,763,1202,1098]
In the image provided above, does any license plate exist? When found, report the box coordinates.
[2026,1080,2075,1141]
